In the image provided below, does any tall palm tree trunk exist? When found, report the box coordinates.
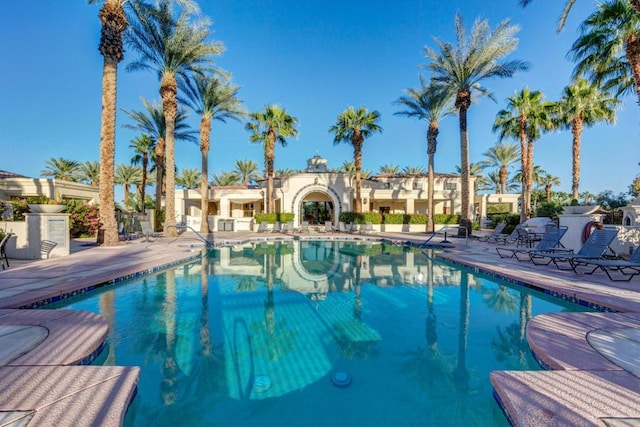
[267,130,276,214]
[545,184,552,202]
[161,73,178,237]
[571,117,583,200]
[141,155,148,213]
[499,166,507,194]
[154,138,165,229]
[427,122,438,233]
[123,184,130,206]
[525,138,535,219]
[624,34,640,107]
[518,116,528,223]
[200,116,211,233]
[456,92,471,231]
[97,0,127,246]
[353,130,364,214]
[98,57,119,245]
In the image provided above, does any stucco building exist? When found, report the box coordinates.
[176,154,495,231]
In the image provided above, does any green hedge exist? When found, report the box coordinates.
[338,212,382,224]
[255,212,295,224]
[380,213,427,224]
[433,214,459,224]
[339,212,461,225]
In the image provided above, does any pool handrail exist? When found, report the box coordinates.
[418,225,468,248]
[167,225,214,247]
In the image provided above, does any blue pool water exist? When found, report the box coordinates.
[51,241,588,426]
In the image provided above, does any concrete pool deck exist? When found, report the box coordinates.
[0,230,638,425]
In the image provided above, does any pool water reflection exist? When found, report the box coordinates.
[52,241,588,426]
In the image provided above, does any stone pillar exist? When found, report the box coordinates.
[25,213,71,259]
[405,199,415,214]
[220,198,231,218]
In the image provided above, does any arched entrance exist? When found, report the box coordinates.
[291,184,342,227]
[301,191,333,225]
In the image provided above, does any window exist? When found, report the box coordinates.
[444,182,457,191]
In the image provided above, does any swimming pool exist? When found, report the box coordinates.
[52,240,588,426]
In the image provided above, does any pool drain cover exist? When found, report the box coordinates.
[253,375,271,393]
[331,371,352,387]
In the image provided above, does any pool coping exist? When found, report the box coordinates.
[1,231,639,425]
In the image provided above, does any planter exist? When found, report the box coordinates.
[28,204,65,214]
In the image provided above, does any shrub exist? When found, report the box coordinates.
[381,213,404,224]
[255,212,295,224]
[64,200,101,237]
[380,213,428,224]
[486,203,511,215]
[433,214,459,224]
[535,202,564,220]
[338,211,381,224]
[408,214,427,224]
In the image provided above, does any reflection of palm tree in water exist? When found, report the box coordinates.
[99,291,117,365]
[481,284,518,314]
[161,269,178,406]
[426,258,437,351]
[353,255,362,320]
[334,254,377,360]
[261,253,296,361]
[453,271,470,392]
[492,292,533,368]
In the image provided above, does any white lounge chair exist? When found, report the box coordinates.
[256,221,269,233]
[140,221,161,240]
[360,222,376,234]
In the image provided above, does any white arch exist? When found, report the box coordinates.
[290,184,342,227]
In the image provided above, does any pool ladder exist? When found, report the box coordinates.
[418,226,469,249]
[167,225,215,247]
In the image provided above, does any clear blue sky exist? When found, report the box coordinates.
[0,0,637,202]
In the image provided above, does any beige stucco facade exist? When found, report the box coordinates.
[176,154,486,231]
[0,171,99,204]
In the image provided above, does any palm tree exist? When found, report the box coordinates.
[233,159,261,186]
[89,0,128,245]
[486,169,520,193]
[115,163,142,208]
[329,106,382,213]
[122,98,197,222]
[130,134,154,213]
[423,13,529,231]
[557,79,618,200]
[538,172,561,202]
[480,143,520,194]
[492,88,552,221]
[210,171,240,186]
[520,0,640,31]
[77,161,100,186]
[378,164,400,174]
[179,73,245,232]
[455,162,487,197]
[245,105,299,213]
[176,167,201,189]
[569,0,640,109]
[41,157,80,181]
[395,80,454,232]
[403,165,427,175]
[274,168,296,177]
[126,0,223,237]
